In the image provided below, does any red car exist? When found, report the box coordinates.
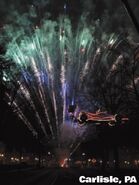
[77,111,129,126]
[68,105,129,126]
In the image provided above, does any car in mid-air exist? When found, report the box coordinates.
[68,105,129,126]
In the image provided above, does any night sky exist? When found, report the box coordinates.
[0,0,139,154]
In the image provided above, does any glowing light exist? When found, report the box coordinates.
[81,39,87,46]
[2,73,10,82]
[61,164,64,168]
[109,39,114,45]
[96,48,101,54]
[64,50,67,55]
[64,4,67,10]
[15,158,19,162]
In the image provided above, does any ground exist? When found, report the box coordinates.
[0,167,139,185]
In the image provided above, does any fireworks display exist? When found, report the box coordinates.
[2,16,97,142]
[0,1,137,157]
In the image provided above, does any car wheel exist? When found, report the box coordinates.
[115,114,122,123]
[78,112,88,125]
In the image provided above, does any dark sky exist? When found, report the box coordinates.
[0,0,138,23]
